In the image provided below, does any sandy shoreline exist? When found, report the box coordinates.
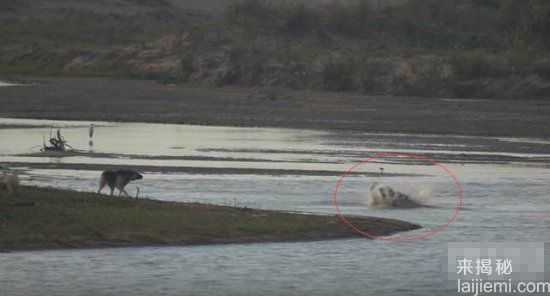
[3,161,424,177]
[12,149,550,167]
[0,77,549,138]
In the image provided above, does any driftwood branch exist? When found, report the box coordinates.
[41,128,68,152]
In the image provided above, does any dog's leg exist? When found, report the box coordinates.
[97,187,103,194]
[117,186,130,197]
[98,178,106,194]
[115,177,131,197]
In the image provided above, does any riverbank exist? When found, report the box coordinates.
[2,1,550,100]
[0,186,420,251]
[0,78,549,138]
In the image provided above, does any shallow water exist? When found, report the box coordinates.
[1,118,550,295]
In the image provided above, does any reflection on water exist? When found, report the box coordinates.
[1,117,550,295]
[0,81,23,87]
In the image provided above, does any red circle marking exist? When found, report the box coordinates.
[332,152,464,242]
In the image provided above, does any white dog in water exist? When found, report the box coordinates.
[368,182,424,208]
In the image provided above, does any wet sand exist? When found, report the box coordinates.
[3,161,423,177]
[18,151,334,164]
[16,149,550,166]
[0,78,549,138]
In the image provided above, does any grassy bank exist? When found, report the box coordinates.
[0,186,420,251]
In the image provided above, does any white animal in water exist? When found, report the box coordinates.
[0,172,19,196]
[368,182,424,208]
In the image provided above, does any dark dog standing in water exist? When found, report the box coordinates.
[98,169,143,197]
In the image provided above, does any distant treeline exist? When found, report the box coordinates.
[1,0,550,99]
[225,0,550,50]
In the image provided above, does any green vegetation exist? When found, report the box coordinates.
[0,186,420,251]
[1,0,550,98]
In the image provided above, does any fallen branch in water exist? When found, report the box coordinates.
[41,129,72,152]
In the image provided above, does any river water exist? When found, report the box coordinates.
[1,117,550,295]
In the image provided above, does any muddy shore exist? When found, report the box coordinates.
[3,161,425,177]
[0,78,549,138]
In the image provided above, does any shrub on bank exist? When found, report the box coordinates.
[321,56,356,92]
